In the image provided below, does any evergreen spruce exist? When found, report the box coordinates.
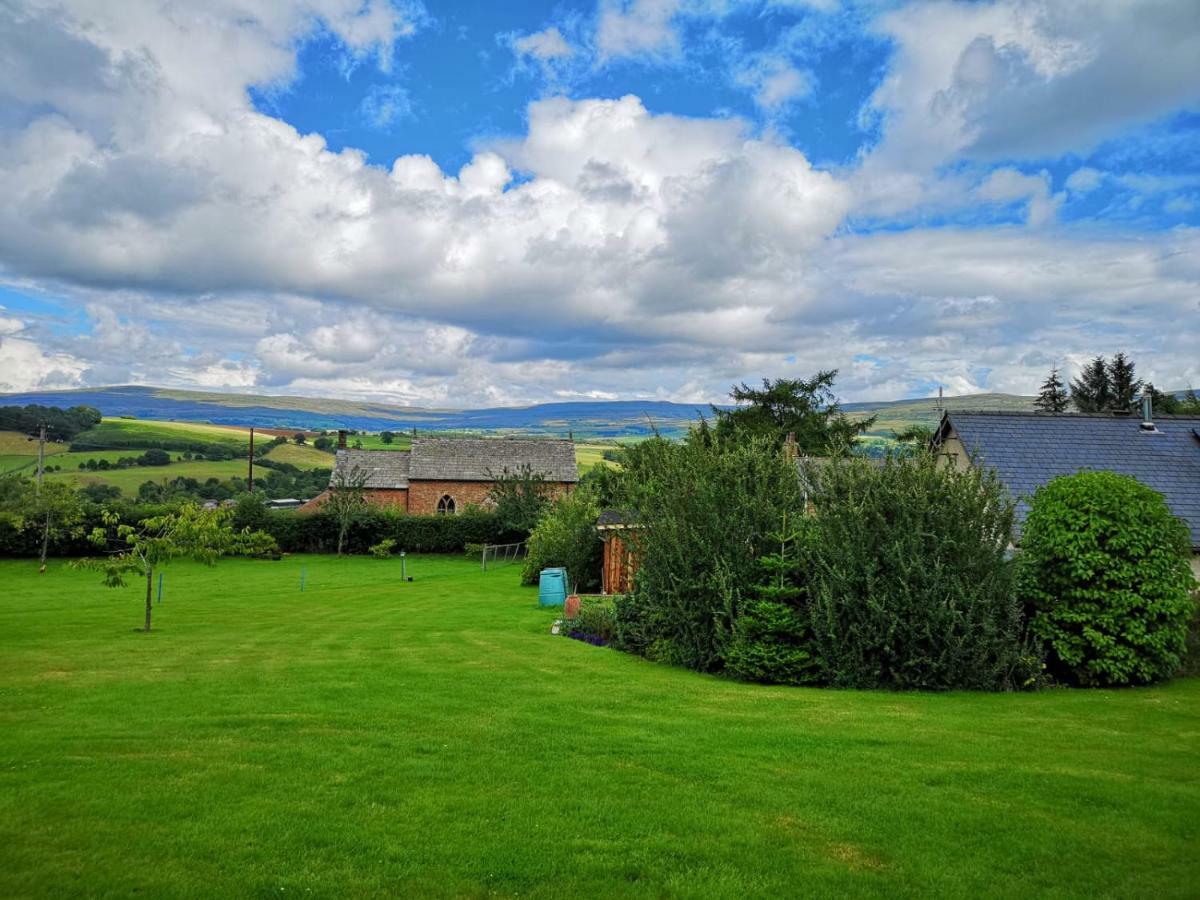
[1034,367,1070,413]
[1107,352,1143,411]
[1070,356,1111,412]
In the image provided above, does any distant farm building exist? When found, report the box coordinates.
[303,435,578,515]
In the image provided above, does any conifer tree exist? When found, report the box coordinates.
[1070,357,1111,412]
[1034,367,1070,413]
[1107,352,1143,411]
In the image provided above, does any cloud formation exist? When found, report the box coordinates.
[0,0,1198,406]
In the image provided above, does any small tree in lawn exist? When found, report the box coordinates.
[1034,367,1070,413]
[326,464,367,556]
[78,504,277,632]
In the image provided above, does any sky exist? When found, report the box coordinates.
[0,0,1197,408]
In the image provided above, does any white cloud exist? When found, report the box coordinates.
[0,0,1197,407]
[856,0,1200,214]
[596,0,681,60]
[0,335,86,392]
[513,26,574,62]
[360,83,412,129]
[735,55,813,111]
[1065,167,1102,193]
[976,168,1062,227]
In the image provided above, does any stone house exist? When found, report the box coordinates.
[303,435,578,515]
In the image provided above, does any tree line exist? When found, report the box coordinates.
[1036,352,1200,414]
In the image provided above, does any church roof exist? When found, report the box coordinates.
[329,437,578,489]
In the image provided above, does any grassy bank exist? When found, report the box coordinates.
[0,555,1196,897]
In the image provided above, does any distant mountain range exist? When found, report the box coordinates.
[0,385,1038,439]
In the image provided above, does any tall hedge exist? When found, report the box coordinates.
[1017,471,1197,686]
[611,434,806,671]
[802,452,1032,691]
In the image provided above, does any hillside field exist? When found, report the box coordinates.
[0,555,1196,897]
[44,460,253,494]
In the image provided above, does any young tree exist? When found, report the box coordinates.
[1034,367,1070,413]
[293,432,307,445]
[325,465,367,556]
[1070,356,1111,412]
[1107,352,1142,411]
[380,431,395,445]
[78,505,276,632]
[30,481,84,570]
[712,372,873,453]
[489,463,551,535]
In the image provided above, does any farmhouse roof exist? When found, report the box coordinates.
[331,448,411,489]
[935,411,1200,548]
[409,437,578,483]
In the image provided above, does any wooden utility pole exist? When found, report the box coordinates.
[35,424,46,494]
[247,427,255,493]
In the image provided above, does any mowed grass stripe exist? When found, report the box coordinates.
[0,555,1196,898]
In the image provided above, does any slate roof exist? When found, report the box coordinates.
[331,449,411,489]
[938,412,1200,548]
[597,508,639,528]
[408,437,578,483]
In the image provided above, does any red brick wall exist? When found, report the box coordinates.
[303,482,572,516]
[407,480,572,515]
[300,488,408,513]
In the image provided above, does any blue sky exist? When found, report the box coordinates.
[0,0,1197,405]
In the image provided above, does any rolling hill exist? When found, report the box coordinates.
[0,385,1037,439]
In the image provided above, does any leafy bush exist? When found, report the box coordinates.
[803,451,1032,691]
[1017,471,1197,686]
[610,433,805,672]
[522,487,602,592]
[370,538,396,559]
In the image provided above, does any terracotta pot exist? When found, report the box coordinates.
[564,594,581,620]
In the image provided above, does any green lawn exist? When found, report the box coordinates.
[0,556,1196,898]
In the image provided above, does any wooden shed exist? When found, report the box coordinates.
[597,509,640,595]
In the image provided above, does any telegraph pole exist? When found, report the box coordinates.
[35,424,46,494]
[247,427,255,493]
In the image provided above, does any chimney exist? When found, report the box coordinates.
[1140,387,1157,432]
[337,429,348,449]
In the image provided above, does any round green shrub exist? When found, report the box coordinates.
[1018,471,1197,686]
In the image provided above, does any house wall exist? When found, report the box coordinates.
[936,433,971,472]
[407,480,572,515]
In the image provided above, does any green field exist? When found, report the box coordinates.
[44,459,252,494]
[262,441,336,468]
[72,417,258,451]
[0,555,1196,897]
